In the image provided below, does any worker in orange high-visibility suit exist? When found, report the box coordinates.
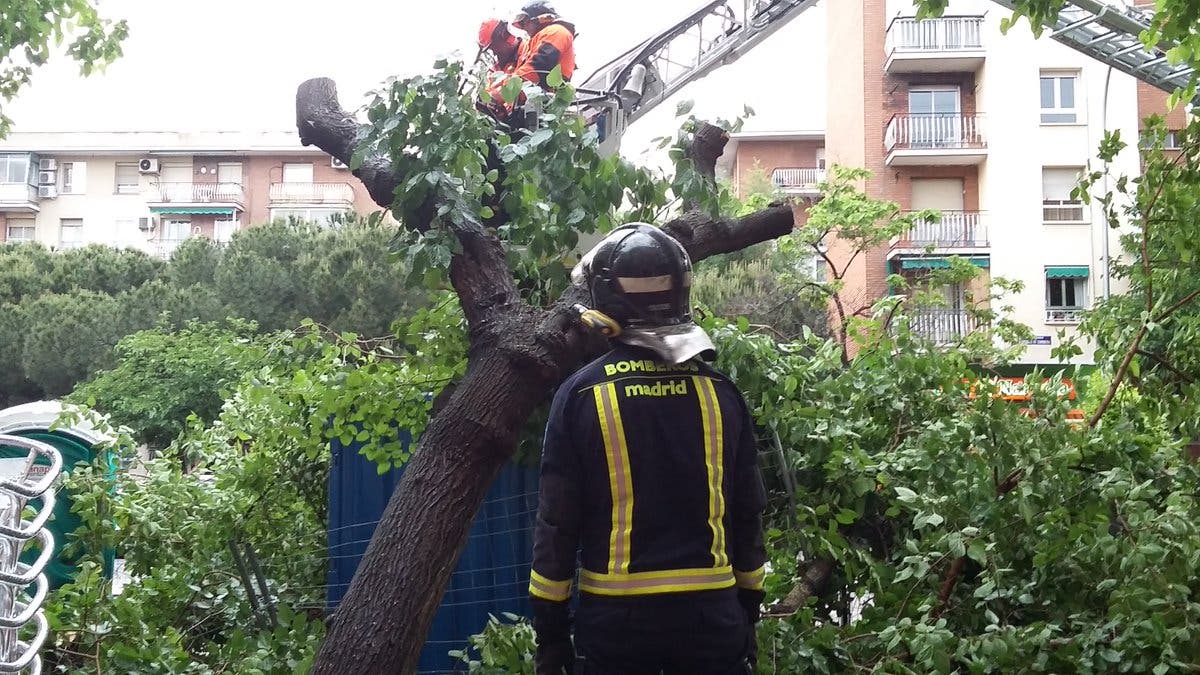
[511,2,576,89]
[483,2,576,121]
[478,18,525,120]
[479,17,522,72]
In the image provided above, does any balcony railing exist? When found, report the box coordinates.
[148,182,244,204]
[909,307,980,343]
[0,183,38,205]
[269,182,354,204]
[898,211,988,248]
[771,167,826,191]
[1045,307,1084,324]
[885,113,987,152]
[887,17,984,53]
[1042,200,1086,223]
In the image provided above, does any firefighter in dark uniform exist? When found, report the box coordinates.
[529,223,767,675]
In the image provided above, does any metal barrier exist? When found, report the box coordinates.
[0,435,62,674]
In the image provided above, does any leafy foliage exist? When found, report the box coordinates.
[450,613,537,675]
[69,319,269,450]
[0,218,426,408]
[0,0,127,135]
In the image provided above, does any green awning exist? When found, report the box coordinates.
[149,206,235,215]
[901,257,990,270]
[1045,265,1089,279]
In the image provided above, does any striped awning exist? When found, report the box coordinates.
[901,257,990,270]
[149,206,236,215]
[1045,265,1089,278]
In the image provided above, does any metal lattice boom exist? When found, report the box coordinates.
[978,0,1191,99]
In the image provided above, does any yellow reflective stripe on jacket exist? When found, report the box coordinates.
[593,382,634,574]
[734,565,767,591]
[693,376,728,567]
[579,566,735,596]
[529,569,572,601]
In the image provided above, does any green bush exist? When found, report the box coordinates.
[1,218,424,407]
[70,319,269,450]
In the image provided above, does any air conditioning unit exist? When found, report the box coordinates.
[38,158,57,171]
[138,158,160,174]
[37,185,57,199]
[137,216,158,231]
[37,170,56,185]
[330,156,348,169]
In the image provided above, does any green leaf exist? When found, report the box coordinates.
[546,64,564,88]
[894,486,918,503]
[675,99,695,117]
[500,76,524,105]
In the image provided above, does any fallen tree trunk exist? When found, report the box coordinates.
[298,77,796,674]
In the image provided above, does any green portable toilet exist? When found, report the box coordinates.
[0,400,118,588]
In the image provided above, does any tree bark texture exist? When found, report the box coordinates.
[297,77,796,674]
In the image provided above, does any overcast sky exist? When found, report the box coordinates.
[7,0,826,164]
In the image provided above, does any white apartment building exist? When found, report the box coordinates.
[0,131,380,259]
[817,0,1184,366]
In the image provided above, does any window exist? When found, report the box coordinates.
[115,163,139,194]
[908,87,961,147]
[271,207,346,226]
[6,218,35,242]
[1040,71,1080,124]
[60,161,86,194]
[1141,129,1183,150]
[282,162,314,184]
[1042,167,1086,223]
[162,218,192,242]
[1045,266,1089,323]
[0,154,31,184]
[214,219,238,244]
[217,162,242,185]
[59,218,84,249]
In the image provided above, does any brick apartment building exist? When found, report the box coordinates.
[729,0,1186,366]
[0,131,379,259]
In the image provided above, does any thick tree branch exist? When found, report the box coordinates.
[297,78,403,215]
[762,558,835,618]
[933,556,966,618]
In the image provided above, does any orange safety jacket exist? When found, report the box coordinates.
[513,21,576,89]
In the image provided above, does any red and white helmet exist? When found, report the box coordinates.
[478,18,506,48]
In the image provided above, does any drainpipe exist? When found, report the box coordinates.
[1101,65,1113,300]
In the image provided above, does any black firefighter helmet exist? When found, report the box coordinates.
[572,223,716,364]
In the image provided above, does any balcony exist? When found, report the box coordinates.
[0,183,39,212]
[269,182,354,205]
[771,167,825,196]
[909,307,980,344]
[889,211,988,258]
[1046,307,1084,325]
[884,113,987,166]
[147,183,245,210]
[885,16,986,73]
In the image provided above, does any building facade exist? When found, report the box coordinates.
[820,0,1186,365]
[0,131,379,258]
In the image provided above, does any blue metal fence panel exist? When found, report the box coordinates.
[327,433,539,674]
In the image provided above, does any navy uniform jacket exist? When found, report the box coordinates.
[529,342,767,610]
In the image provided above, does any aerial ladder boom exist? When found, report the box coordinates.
[990,0,1195,99]
[575,0,1194,158]
[575,0,821,156]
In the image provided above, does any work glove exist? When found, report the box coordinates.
[738,588,765,671]
[532,598,573,675]
[535,638,574,675]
